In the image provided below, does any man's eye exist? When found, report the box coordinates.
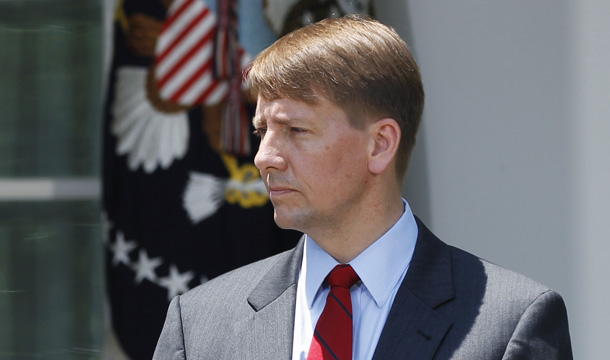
[291,127,305,133]
[253,128,267,137]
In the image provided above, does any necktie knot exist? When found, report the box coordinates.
[327,264,359,289]
[308,264,359,360]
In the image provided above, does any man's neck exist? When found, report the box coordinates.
[308,195,405,264]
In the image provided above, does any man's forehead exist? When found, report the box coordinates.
[253,96,315,124]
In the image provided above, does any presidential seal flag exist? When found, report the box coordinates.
[102,1,299,358]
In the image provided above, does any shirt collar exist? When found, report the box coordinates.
[303,199,418,308]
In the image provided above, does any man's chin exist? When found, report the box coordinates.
[273,214,293,230]
[273,210,306,232]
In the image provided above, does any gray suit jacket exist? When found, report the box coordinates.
[153,218,572,359]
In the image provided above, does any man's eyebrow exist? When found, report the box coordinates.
[252,115,266,127]
[253,115,297,127]
[274,117,293,125]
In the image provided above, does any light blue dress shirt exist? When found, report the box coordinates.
[292,200,419,360]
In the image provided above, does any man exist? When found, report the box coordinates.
[153,15,572,359]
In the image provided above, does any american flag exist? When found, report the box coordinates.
[154,0,249,107]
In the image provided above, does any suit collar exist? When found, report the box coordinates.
[247,236,305,311]
[404,216,455,307]
[373,217,455,360]
[241,219,456,360]
[231,237,305,359]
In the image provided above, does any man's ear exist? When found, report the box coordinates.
[367,118,401,175]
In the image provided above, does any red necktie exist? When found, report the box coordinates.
[308,264,360,360]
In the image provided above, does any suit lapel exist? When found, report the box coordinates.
[231,237,305,359]
[230,218,455,359]
[373,218,455,360]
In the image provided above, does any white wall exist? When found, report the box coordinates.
[377,0,610,358]
[570,0,610,357]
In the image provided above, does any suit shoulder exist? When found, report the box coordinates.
[415,218,552,296]
[447,243,560,306]
[412,219,571,357]
[179,247,295,306]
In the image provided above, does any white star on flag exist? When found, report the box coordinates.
[133,249,163,284]
[111,231,137,266]
[159,264,195,300]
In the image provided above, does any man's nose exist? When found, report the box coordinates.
[254,133,286,172]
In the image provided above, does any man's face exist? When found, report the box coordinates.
[253,94,372,236]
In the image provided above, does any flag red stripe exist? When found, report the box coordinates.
[158,29,215,90]
[170,59,214,103]
[192,74,223,105]
[157,7,211,64]
[161,0,194,33]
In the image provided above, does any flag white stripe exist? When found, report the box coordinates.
[153,0,250,106]
[204,82,229,105]
[159,43,214,100]
[178,72,216,104]
[155,0,200,53]
[156,13,216,79]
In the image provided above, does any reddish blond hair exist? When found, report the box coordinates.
[248,15,424,179]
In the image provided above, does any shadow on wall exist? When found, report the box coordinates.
[403,124,431,224]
